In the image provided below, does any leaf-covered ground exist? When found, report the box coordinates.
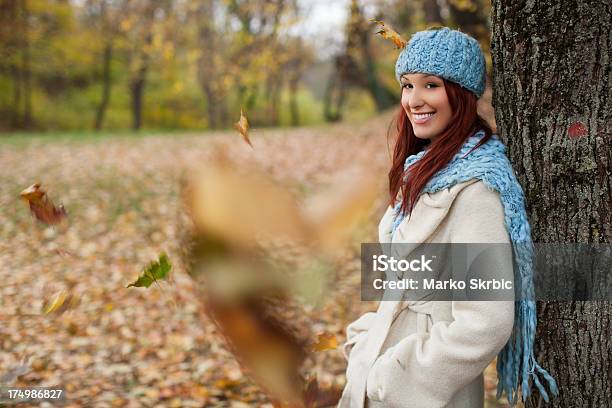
[0,109,511,407]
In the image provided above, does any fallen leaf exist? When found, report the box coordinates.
[234,108,253,148]
[370,19,407,49]
[20,183,67,225]
[55,248,77,258]
[127,252,172,288]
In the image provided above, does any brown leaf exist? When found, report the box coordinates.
[20,183,67,225]
[55,248,77,258]
[234,108,253,148]
[370,19,407,49]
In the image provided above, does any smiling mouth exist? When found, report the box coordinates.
[412,112,436,124]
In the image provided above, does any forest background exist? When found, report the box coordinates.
[0,0,493,134]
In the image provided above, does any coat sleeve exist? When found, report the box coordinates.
[341,311,377,361]
[365,181,516,407]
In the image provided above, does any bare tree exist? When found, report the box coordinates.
[123,0,171,130]
[83,0,126,130]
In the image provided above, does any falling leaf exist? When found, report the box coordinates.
[370,19,407,49]
[42,289,80,315]
[181,151,379,406]
[234,109,253,148]
[20,183,67,225]
[127,252,172,288]
[312,332,338,352]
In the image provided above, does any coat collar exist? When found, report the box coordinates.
[379,178,479,245]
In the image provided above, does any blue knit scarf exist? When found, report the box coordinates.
[390,130,558,405]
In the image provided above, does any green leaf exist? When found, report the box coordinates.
[127,252,172,288]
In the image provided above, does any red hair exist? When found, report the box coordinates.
[387,79,493,217]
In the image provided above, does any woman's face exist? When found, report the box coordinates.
[400,73,452,141]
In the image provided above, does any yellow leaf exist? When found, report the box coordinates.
[43,290,79,315]
[234,109,253,148]
[370,19,407,49]
[312,332,338,351]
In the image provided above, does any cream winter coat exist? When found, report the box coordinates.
[337,179,515,408]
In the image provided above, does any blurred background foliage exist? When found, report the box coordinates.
[0,0,492,133]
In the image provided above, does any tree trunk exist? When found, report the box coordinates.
[265,73,281,126]
[350,0,396,112]
[323,65,346,123]
[129,32,151,131]
[360,39,397,112]
[11,64,21,128]
[422,0,443,25]
[20,0,32,129]
[130,67,146,131]
[94,42,112,131]
[491,1,611,407]
[288,76,299,126]
[448,0,489,47]
[196,0,227,129]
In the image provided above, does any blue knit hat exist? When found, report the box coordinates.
[395,27,486,98]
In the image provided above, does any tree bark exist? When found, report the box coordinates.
[130,66,146,131]
[491,1,611,407]
[94,42,112,131]
[288,75,299,126]
[130,32,151,131]
[196,0,226,129]
[20,0,32,129]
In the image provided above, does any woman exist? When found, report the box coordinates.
[337,28,557,408]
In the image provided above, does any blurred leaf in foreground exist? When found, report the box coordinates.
[181,149,378,406]
[127,252,172,288]
[20,183,67,225]
[185,150,312,250]
[304,375,344,408]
